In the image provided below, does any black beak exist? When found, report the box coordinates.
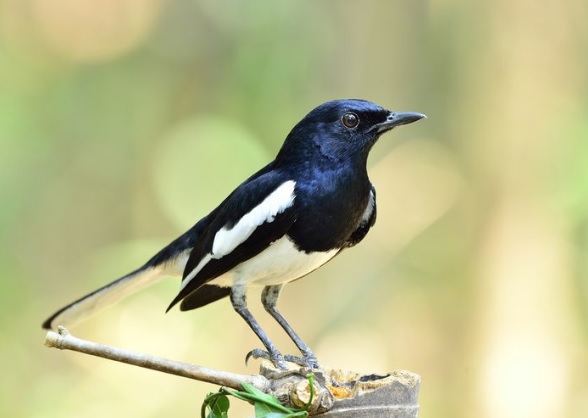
[374,111,426,133]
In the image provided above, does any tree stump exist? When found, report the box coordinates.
[260,363,420,417]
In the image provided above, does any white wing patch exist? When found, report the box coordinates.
[180,180,296,291]
[212,180,296,257]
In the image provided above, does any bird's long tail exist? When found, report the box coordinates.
[42,265,171,330]
[42,215,210,330]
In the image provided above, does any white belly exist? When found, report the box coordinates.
[210,236,338,287]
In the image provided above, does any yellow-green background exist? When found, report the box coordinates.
[1,1,587,417]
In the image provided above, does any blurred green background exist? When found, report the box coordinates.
[1,0,587,417]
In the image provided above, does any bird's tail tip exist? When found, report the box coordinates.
[41,266,166,332]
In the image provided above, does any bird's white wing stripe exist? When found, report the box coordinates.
[212,180,296,257]
[180,253,212,291]
[180,180,296,292]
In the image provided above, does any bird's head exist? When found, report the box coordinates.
[277,99,425,165]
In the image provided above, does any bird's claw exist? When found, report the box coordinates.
[288,353,320,369]
[298,354,320,370]
[246,348,288,370]
[246,348,321,370]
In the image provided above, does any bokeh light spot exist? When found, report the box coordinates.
[153,116,270,229]
[371,139,464,254]
[30,0,163,62]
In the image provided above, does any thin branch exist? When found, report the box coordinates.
[45,327,421,416]
[44,326,269,392]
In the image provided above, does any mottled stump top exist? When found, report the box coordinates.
[260,364,420,417]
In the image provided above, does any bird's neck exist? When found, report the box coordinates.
[275,135,370,175]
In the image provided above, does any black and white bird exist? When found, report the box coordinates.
[43,99,425,369]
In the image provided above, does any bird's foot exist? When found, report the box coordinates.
[298,354,321,370]
[246,349,321,370]
[246,348,289,370]
[287,353,321,370]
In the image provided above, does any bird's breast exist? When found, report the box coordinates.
[209,236,338,287]
[289,170,371,252]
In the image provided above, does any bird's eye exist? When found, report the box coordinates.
[341,112,359,129]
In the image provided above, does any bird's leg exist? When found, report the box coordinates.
[262,285,320,369]
[229,286,287,370]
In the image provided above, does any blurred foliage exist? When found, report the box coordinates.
[0,0,587,417]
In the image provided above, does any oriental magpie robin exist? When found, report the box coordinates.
[43,99,425,370]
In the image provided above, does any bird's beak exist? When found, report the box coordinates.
[374,111,426,133]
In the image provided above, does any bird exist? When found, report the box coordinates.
[42,99,425,370]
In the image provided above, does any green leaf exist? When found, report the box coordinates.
[201,392,230,418]
[209,394,230,418]
[253,400,285,416]
[200,376,315,418]
[241,382,283,404]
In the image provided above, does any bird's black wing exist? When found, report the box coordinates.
[166,170,298,311]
